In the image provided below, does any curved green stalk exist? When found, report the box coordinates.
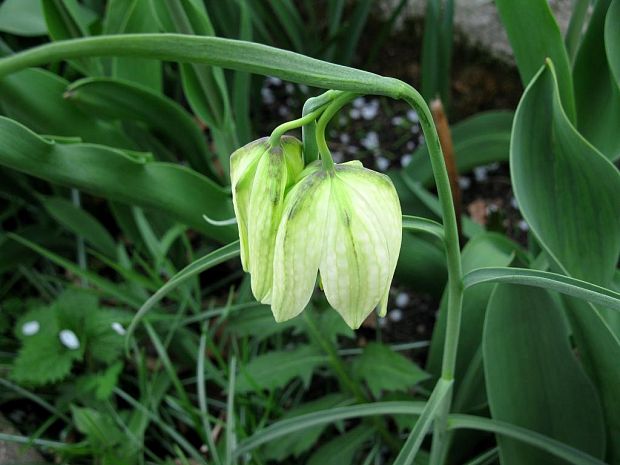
[315,92,357,172]
[268,106,327,145]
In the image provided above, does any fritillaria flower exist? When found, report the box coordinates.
[230,136,304,303]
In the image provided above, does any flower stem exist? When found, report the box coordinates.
[268,106,326,146]
[399,84,464,465]
[315,92,357,172]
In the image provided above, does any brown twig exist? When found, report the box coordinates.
[430,98,462,242]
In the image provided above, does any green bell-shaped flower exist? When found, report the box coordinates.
[230,136,304,302]
[270,161,402,329]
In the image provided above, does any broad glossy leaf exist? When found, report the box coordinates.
[65,78,214,175]
[573,0,620,160]
[355,342,429,397]
[511,61,620,463]
[236,345,327,393]
[511,62,620,287]
[483,284,605,464]
[404,111,513,186]
[0,68,133,148]
[495,0,575,120]
[0,117,235,242]
[0,0,47,36]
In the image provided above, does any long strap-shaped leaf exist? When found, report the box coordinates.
[464,267,620,311]
[125,240,240,344]
[448,415,606,465]
[0,34,403,96]
[402,215,445,243]
[233,402,606,465]
[392,379,453,465]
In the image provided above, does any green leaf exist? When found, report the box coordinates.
[606,0,620,90]
[511,60,620,462]
[495,0,575,120]
[464,267,620,311]
[511,61,620,287]
[102,0,162,92]
[235,401,426,457]
[41,196,118,258]
[0,0,47,36]
[404,111,513,186]
[421,0,453,104]
[0,68,133,147]
[573,0,620,160]
[483,284,606,464]
[427,233,521,383]
[126,241,240,341]
[236,345,327,393]
[448,415,608,465]
[307,425,374,465]
[393,379,453,465]
[12,307,83,386]
[356,342,429,397]
[65,77,214,175]
[402,215,445,242]
[262,394,352,461]
[226,304,298,342]
[0,117,235,241]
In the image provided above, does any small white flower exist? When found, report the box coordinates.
[21,321,40,336]
[111,322,126,336]
[360,100,379,120]
[458,176,472,189]
[59,329,80,350]
[474,166,488,182]
[349,108,361,119]
[518,220,530,231]
[391,116,404,126]
[388,309,404,322]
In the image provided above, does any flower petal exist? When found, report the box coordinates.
[271,172,330,322]
[320,166,402,328]
[247,147,289,301]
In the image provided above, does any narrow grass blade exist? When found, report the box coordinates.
[448,415,608,465]
[464,267,620,311]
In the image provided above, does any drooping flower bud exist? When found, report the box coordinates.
[270,161,402,329]
[230,136,304,303]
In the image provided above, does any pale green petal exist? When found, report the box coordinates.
[321,165,402,328]
[230,138,268,270]
[247,147,289,302]
[281,136,304,182]
[271,172,330,322]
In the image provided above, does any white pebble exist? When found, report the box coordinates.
[473,166,488,182]
[22,321,40,336]
[266,76,281,86]
[260,87,275,105]
[395,292,410,308]
[401,154,413,167]
[406,141,415,150]
[332,151,344,163]
[378,317,388,328]
[361,131,379,150]
[510,197,519,209]
[518,220,529,231]
[59,329,80,350]
[407,110,419,123]
[391,116,404,126]
[458,176,472,189]
[339,133,350,144]
[111,322,126,336]
[361,100,379,120]
[299,84,309,94]
[376,156,390,171]
[353,97,365,108]
[388,309,403,322]
[284,83,295,94]
[349,108,361,119]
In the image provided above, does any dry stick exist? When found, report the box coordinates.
[430,99,462,243]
